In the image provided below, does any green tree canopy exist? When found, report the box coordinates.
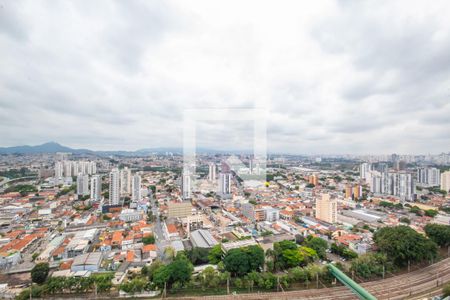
[424,223,450,247]
[374,225,438,266]
[31,262,49,284]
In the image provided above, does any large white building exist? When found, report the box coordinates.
[417,167,440,187]
[441,171,450,193]
[315,194,337,223]
[55,161,64,179]
[120,167,132,195]
[208,163,216,182]
[182,171,192,199]
[131,174,142,202]
[109,168,120,205]
[90,175,102,201]
[369,170,415,201]
[360,163,373,180]
[76,173,89,196]
[219,172,232,196]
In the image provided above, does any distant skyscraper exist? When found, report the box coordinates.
[315,194,337,223]
[54,161,63,179]
[109,168,120,205]
[441,171,450,193]
[182,171,192,200]
[208,163,216,182]
[219,172,231,196]
[132,174,142,202]
[76,173,89,196]
[120,167,132,195]
[90,175,102,201]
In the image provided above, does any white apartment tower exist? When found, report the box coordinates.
[360,163,372,181]
[441,171,450,193]
[315,194,337,223]
[120,167,132,195]
[76,173,89,196]
[132,174,142,202]
[90,175,102,201]
[54,161,63,179]
[219,172,232,196]
[208,163,216,182]
[182,171,192,200]
[109,168,120,205]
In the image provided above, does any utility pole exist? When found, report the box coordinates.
[316,273,319,289]
[408,260,410,273]
[29,282,32,300]
[277,276,280,292]
[227,276,230,295]
[382,265,385,280]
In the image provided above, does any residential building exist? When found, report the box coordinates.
[120,167,132,195]
[208,162,216,182]
[76,173,89,196]
[131,174,142,202]
[109,168,120,205]
[417,167,440,186]
[90,175,101,201]
[315,194,337,223]
[182,171,192,200]
[168,201,192,218]
[441,171,450,192]
[219,172,231,196]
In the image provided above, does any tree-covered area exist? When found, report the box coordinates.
[16,273,114,300]
[5,184,38,196]
[0,167,35,179]
[424,224,450,247]
[373,226,438,267]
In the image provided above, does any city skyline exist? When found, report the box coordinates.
[1,1,450,154]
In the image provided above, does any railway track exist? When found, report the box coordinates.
[169,257,450,300]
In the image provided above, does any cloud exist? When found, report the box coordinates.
[0,0,449,154]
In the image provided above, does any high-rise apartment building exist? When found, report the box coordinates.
[54,161,63,179]
[369,170,415,201]
[182,171,192,200]
[219,172,232,196]
[120,167,132,195]
[109,168,120,205]
[208,163,216,182]
[360,163,372,180]
[441,171,450,192]
[308,174,318,186]
[90,175,102,201]
[132,174,142,202]
[76,173,89,196]
[417,167,440,187]
[315,194,337,223]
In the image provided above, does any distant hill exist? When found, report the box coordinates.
[0,142,253,156]
[0,142,93,154]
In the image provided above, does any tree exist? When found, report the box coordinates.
[399,217,410,224]
[208,244,223,264]
[409,206,423,216]
[167,256,194,286]
[187,247,210,265]
[120,277,147,294]
[424,224,450,247]
[424,209,438,218]
[31,262,49,284]
[351,253,389,279]
[142,235,155,245]
[224,248,250,276]
[304,236,328,259]
[374,226,438,266]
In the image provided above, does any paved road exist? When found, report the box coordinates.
[149,189,170,259]
[165,257,450,300]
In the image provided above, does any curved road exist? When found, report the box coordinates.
[171,257,450,300]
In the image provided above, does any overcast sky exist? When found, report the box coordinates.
[1,0,450,154]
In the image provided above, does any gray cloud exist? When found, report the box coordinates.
[0,0,449,154]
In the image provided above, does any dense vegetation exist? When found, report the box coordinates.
[373,226,438,266]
